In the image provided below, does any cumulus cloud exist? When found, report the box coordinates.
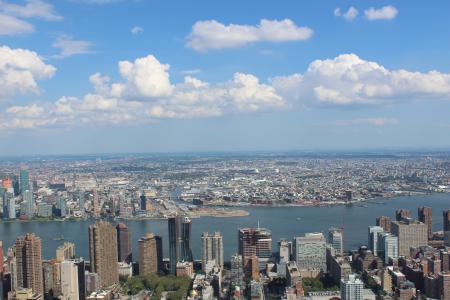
[186,19,313,52]
[4,52,450,130]
[52,35,94,58]
[334,7,358,21]
[0,13,34,35]
[0,46,56,99]
[364,5,398,20]
[0,0,62,21]
[130,26,143,34]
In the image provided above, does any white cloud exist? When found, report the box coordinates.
[0,46,56,99]
[364,5,398,21]
[0,0,62,21]
[0,13,34,35]
[334,6,358,21]
[6,103,44,117]
[52,35,94,58]
[130,26,143,34]
[186,19,313,52]
[321,118,399,127]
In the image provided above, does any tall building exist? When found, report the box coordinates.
[376,216,392,233]
[201,232,224,271]
[444,210,450,232]
[168,216,192,274]
[368,226,384,256]
[328,227,343,256]
[3,192,15,220]
[278,239,291,264]
[418,206,433,239]
[391,219,428,257]
[238,227,272,271]
[440,272,450,300]
[230,254,244,288]
[138,233,162,275]
[14,233,44,295]
[139,195,146,211]
[88,221,119,287]
[294,233,327,272]
[22,190,33,217]
[56,242,75,262]
[341,274,363,300]
[377,232,398,264]
[19,170,29,194]
[395,209,411,221]
[0,240,4,274]
[116,223,132,263]
[60,260,79,300]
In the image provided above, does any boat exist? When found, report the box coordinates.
[53,236,65,241]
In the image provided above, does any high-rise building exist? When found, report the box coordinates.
[278,239,291,264]
[56,242,75,262]
[3,192,16,220]
[341,274,363,300]
[376,232,398,264]
[78,191,84,211]
[418,206,433,239]
[368,226,384,256]
[116,223,132,263]
[19,170,29,194]
[138,233,162,275]
[376,216,392,233]
[444,210,450,232]
[391,219,428,257]
[294,233,327,272]
[139,195,146,211]
[22,190,33,217]
[88,221,119,287]
[168,216,192,274]
[395,209,411,221]
[328,227,343,256]
[201,232,223,271]
[14,233,44,295]
[60,260,79,300]
[0,240,4,274]
[238,227,272,271]
[230,254,244,288]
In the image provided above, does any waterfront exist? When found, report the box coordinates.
[1,193,450,260]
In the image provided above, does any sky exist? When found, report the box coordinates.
[1,0,450,155]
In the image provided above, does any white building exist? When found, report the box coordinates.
[201,232,223,272]
[368,226,384,256]
[377,232,399,264]
[341,274,363,300]
[328,228,343,256]
[60,260,79,300]
[294,233,327,272]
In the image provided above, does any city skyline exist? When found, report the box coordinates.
[1,1,450,155]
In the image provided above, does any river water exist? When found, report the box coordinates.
[0,193,449,261]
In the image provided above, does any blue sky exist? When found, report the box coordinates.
[1,0,450,155]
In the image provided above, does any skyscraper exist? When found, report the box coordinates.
[391,219,428,257]
[60,260,79,300]
[377,232,399,264]
[328,227,344,256]
[138,233,162,275]
[168,216,192,274]
[88,221,119,287]
[293,233,327,272]
[14,233,44,295]
[418,206,433,239]
[116,223,132,263]
[368,226,384,256]
[341,274,363,300]
[19,170,29,194]
[230,254,244,288]
[238,227,272,271]
[444,210,450,232]
[278,239,290,264]
[22,190,33,217]
[56,242,75,262]
[201,232,224,272]
[395,209,411,221]
[3,192,15,220]
[376,216,392,233]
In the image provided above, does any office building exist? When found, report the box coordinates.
[238,227,272,271]
[230,254,244,288]
[391,219,428,257]
[116,223,132,263]
[368,226,384,256]
[376,216,392,233]
[22,190,33,217]
[3,192,15,219]
[341,274,363,300]
[444,210,450,232]
[88,221,119,287]
[377,232,399,264]
[19,170,29,194]
[440,272,450,300]
[418,206,433,239]
[201,232,223,271]
[14,234,44,295]
[328,227,343,256]
[395,209,411,221]
[278,239,290,264]
[168,216,192,274]
[56,243,75,262]
[293,233,327,272]
[138,233,162,275]
[60,260,79,300]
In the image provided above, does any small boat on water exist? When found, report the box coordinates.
[53,236,64,241]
